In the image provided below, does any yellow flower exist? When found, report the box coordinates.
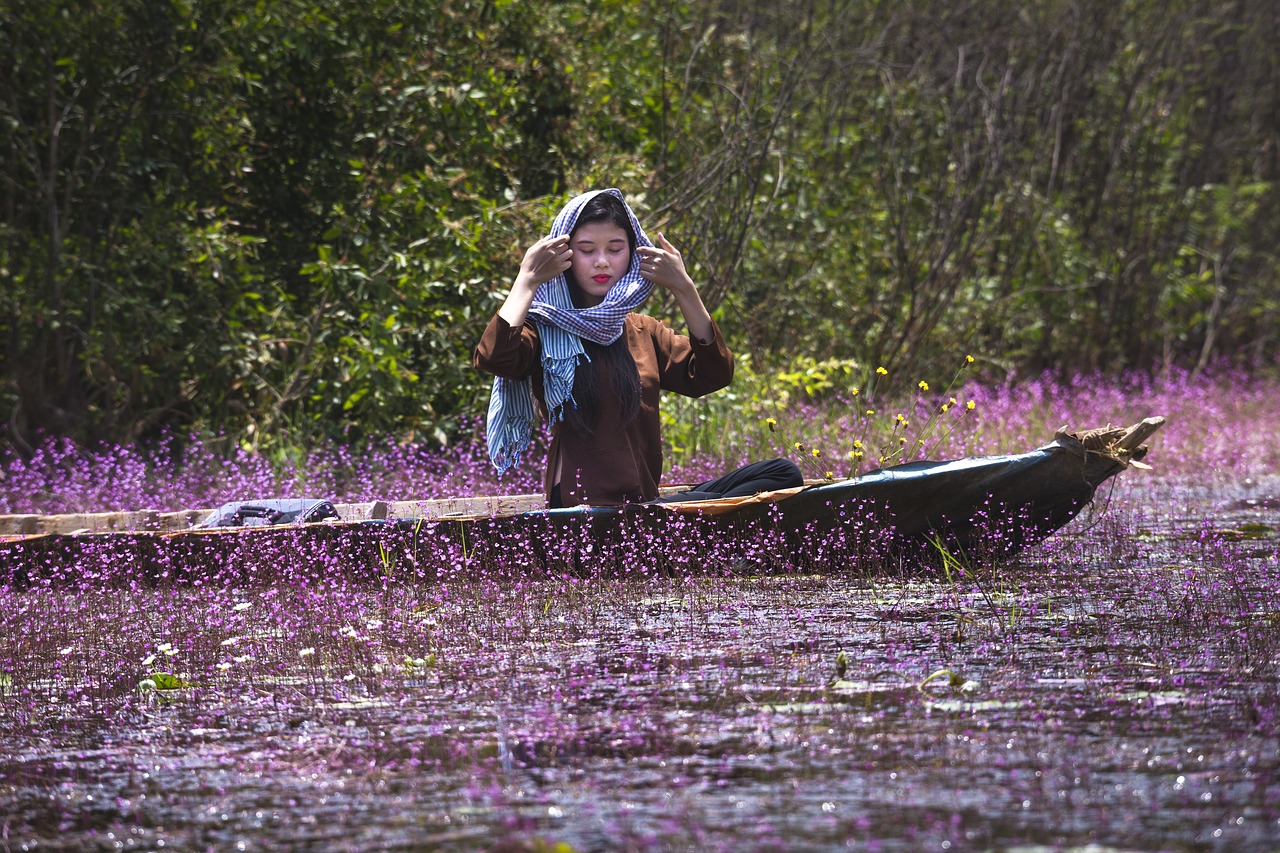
[866,409,875,416]
[851,387,860,397]
[794,441,804,450]
[895,413,906,423]
[965,355,975,364]
[918,380,929,391]
[766,417,777,431]
[899,437,907,444]
[825,470,834,479]
[940,404,950,413]
[853,440,863,449]
[811,448,821,458]
[966,400,976,410]
[949,397,957,405]
[876,366,888,376]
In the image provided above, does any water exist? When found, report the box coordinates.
[2,482,1278,852]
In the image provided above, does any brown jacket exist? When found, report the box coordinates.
[474,313,734,505]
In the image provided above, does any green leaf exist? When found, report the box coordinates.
[149,672,191,690]
[343,388,369,410]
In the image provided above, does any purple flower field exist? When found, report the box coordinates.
[1,369,1278,851]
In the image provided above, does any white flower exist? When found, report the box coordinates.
[59,647,74,656]
[217,662,233,671]
[299,647,315,658]
[233,602,252,612]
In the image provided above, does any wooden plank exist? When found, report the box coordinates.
[0,515,39,536]
[34,510,162,536]
[385,494,545,520]
[0,485,839,537]
[0,480,832,536]
[333,500,389,521]
[159,509,212,531]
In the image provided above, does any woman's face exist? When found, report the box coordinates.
[568,220,631,307]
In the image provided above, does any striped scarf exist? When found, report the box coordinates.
[486,188,654,475]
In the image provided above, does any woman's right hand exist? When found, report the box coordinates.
[517,235,572,291]
[500,235,573,327]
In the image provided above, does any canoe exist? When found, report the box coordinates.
[463,416,1165,569]
[0,417,1163,585]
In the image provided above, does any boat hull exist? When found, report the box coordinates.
[0,422,1161,586]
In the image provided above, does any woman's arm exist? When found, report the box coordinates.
[473,313,542,379]
[497,234,572,327]
[637,233,713,344]
[476,234,572,379]
[643,315,734,397]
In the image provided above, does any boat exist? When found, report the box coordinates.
[0,417,1164,585]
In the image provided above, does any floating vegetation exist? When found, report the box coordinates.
[1,371,1278,850]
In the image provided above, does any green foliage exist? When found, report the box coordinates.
[769,356,862,402]
[2,0,1277,455]
[146,672,191,691]
[653,0,1279,380]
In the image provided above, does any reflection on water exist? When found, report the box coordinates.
[1,482,1278,852]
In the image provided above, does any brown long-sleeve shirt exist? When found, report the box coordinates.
[474,313,734,506]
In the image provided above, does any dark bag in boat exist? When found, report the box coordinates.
[198,498,340,528]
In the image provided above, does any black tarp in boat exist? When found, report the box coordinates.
[199,498,340,528]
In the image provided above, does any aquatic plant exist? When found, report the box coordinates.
[2,367,1277,516]
[1,369,1278,850]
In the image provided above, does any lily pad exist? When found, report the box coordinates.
[148,672,191,690]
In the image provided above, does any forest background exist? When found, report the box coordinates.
[3,0,1278,458]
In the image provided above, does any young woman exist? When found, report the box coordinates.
[474,188,800,507]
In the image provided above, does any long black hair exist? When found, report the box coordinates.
[563,193,642,435]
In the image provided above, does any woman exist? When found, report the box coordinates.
[474,188,800,507]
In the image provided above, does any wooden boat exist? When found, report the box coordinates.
[0,418,1164,584]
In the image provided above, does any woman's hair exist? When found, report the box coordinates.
[574,191,638,254]
[563,191,642,435]
[565,337,642,435]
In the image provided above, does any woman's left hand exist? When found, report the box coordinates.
[637,233,714,343]
[637,233,696,296]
